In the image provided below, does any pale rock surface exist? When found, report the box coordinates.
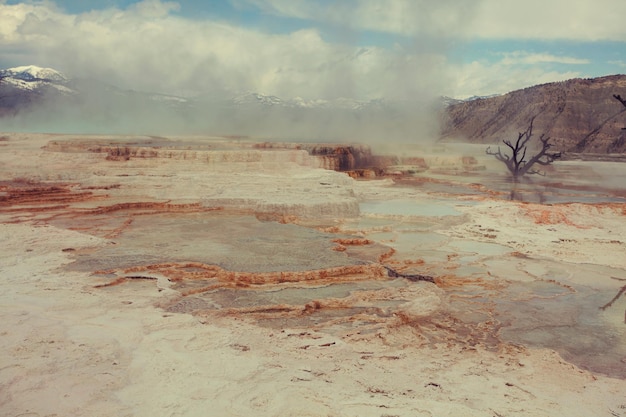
[1,132,625,417]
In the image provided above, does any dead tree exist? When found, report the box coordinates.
[614,94,626,108]
[614,94,626,130]
[486,117,561,181]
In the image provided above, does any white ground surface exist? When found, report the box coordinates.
[1,133,625,417]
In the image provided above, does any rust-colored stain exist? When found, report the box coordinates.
[96,262,386,292]
[521,202,625,228]
[0,180,94,212]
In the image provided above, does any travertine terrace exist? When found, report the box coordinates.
[1,132,626,417]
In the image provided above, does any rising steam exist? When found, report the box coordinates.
[0,0,477,141]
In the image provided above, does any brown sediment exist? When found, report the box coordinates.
[253,142,374,171]
[213,302,391,321]
[435,274,505,290]
[0,179,217,222]
[317,225,342,233]
[104,146,159,161]
[255,212,300,224]
[332,238,373,245]
[76,203,224,239]
[521,202,626,227]
[345,169,379,179]
[81,184,122,190]
[93,276,157,288]
[60,202,225,238]
[213,304,308,319]
[194,285,435,327]
[523,204,590,228]
[331,237,374,252]
[101,259,447,334]
[44,140,164,160]
[467,183,506,198]
[9,192,224,236]
[87,239,506,353]
[0,180,94,209]
[104,217,133,239]
[82,201,216,215]
[101,262,386,290]
[602,202,626,216]
[94,262,222,280]
[378,247,396,263]
[386,258,426,268]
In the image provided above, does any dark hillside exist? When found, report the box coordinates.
[441,75,626,154]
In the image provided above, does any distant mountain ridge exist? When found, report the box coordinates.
[0,65,421,137]
[0,65,385,112]
[2,65,68,82]
[3,65,626,152]
[0,65,186,110]
[230,91,386,110]
[0,65,72,99]
[441,75,626,154]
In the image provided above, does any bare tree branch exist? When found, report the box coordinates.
[613,94,626,108]
[486,117,561,180]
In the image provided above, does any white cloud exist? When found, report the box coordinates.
[241,0,626,41]
[0,1,450,101]
[238,0,480,38]
[0,0,619,106]
[499,52,590,66]
[446,51,591,96]
[2,1,618,138]
[467,0,626,41]
[448,56,583,99]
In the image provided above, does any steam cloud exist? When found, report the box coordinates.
[7,0,620,140]
[0,1,473,140]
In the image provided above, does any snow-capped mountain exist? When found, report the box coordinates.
[0,65,74,94]
[229,91,389,111]
[0,64,413,116]
[232,92,285,106]
[3,65,68,82]
[0,65,194,111]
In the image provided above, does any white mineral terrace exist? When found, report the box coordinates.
[1,132,625,417]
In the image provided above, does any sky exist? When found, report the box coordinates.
[1,0,625,101]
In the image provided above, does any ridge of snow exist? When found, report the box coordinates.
[5,65,67,82]
[1,65,396,111]
[230,91,385,110]
[2,74,75,95]
[232,92,284,106]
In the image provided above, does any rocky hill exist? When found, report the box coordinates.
[441,75,626,154]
